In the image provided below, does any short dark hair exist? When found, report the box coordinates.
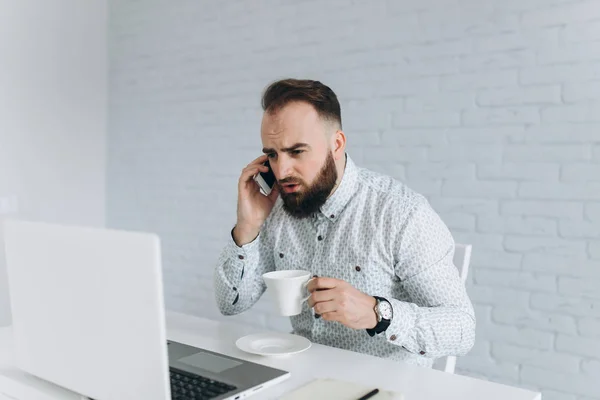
[261,78,342,129]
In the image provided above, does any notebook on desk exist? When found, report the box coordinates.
[281,378,404,400]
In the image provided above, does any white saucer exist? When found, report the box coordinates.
[235,332,311,356]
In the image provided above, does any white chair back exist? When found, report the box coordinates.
[433,243,472,374]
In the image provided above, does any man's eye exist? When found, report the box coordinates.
[267,153,276,159]
[291,150,304,155]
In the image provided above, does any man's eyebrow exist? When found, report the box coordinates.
[262,143,310,154]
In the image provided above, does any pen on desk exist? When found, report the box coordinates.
[357,388,379,400]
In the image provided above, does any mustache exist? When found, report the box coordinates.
[278,177,303,185]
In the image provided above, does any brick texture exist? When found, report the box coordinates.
[107,1,600,398]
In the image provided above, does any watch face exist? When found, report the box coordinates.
[378,300,393,320]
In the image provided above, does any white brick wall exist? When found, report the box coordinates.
[107,1,600,398]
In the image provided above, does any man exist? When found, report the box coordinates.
[214,78,475,368]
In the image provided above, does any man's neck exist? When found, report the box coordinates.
[327,154,347,199]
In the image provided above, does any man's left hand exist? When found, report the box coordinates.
[306,277,378,330]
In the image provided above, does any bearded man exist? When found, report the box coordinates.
[213,78,475,368]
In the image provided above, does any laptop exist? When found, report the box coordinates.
[2,219,290,400]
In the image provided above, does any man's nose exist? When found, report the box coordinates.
[273,156,293,180]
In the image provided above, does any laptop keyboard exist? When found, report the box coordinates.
[170,367,238,400]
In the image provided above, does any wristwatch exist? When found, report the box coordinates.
[366,296,393,337]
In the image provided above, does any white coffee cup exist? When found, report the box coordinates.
[262,270,313,316]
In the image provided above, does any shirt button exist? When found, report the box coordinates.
[390,335,397,341]
[330,214,335,218]
[238,255,244,260]
[355,266,361,272]
[317,235,323,241]
[420,351,426,355]
[279,253,284,258]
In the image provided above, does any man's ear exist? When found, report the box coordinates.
[332,130,346,161]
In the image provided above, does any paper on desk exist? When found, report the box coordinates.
[280,378,404,400]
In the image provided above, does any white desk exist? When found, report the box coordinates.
[0,311,541,400]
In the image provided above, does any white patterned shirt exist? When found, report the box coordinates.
[214,154,476,368]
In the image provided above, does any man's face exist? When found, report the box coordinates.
[260,101,338,218]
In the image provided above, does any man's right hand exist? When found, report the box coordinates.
[233,155,280,246]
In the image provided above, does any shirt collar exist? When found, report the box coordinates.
[319,153,359,222]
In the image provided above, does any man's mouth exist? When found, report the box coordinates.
[281,182,301,194]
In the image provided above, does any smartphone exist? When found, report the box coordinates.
[253,160,276,196]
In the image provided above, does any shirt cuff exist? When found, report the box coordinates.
[228,228,260,255]
[224,228,261,279]
[384,298,423,355]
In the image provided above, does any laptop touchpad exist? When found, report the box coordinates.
[177,351,242,374]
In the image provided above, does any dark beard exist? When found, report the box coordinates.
[279,152,338,219]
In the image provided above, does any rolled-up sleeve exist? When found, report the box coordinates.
[213,223,276,316]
